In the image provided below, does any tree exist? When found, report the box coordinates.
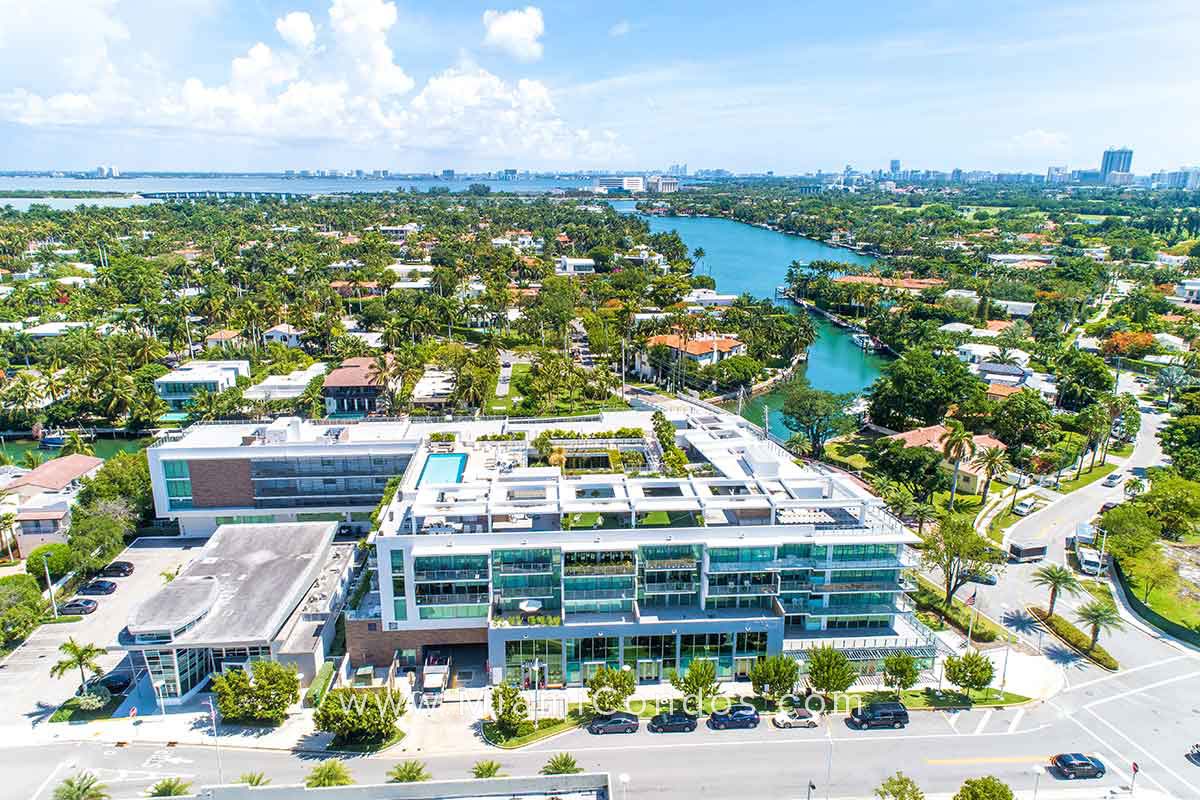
[26,542,75,586]
[881,652,920,695]
[1073,601,1125,651]
[540,753,583,775]
[1055,350,1114,410]
[920,515,1000,605]
[940,420,977,508]
[305,761,354,788]
[748,654,800,705]
[585,665,637,714]
[943,651,994,700]
[669,658,721,708]
[147,778,192,797]
[953,776,1013,800]
[237,773,270,787]
[472,760,505,779]
[992,389,1055,450]
[490,682,528,738]
[1030,564,1081,618]
[1130,552,1179,603]
[875,772,925,800]
[59,431,95,458]
[211,659,299,725]
[77,452,154,522]
[53,772,110,800]
[1155,365,1193,406]
[1096,504,1160,561]
[779,376,855,457]
[314,689,406,744]
[1134,470,1200,541]
[869,439,947,504]
[804,645,858,694]
[972,446,1011,504]
[49,637,105,693]
[387,760,431,783]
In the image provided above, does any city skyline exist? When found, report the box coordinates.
[0,0,1198,173]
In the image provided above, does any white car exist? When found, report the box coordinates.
[1102,472,1123,488]
[1013,498,1038,516]
[773,709,819,729]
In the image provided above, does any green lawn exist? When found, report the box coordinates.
[50,693,124,723]
[853,687,1029,710]
[986,506,1025,544]
[824,431,881,473]
[638,511,703,528]
[482,711,587,748]
[1121,567,1200,632]
[486,364,531,414]
[1080,579,1113,603]
[1057,462,1117,494]
[330,729,405,753]
[931,490,983,517]
[1107,442,1135,458]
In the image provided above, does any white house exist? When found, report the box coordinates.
[956,343,1030,367]
[264,323,304,348]
[683,288,738,308]
[244,363,328,402]
[1173,279,1200,304]
[1157,252,1189,267]
[154,360,251,410]
[1154,332,1188,352]
[555,257,596,276]
[25,321,91,339]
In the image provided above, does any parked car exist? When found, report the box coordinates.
[77,580,117,596]
[966,572,998,585]
[1102,472,1124,488]
[86,672,133,695]
[1013,498,1038,516]
[60,599,98,615]
[850,702,909,730]
[772,708,818,729]
[1100,501,1120,514]
[587,711,639,735]
[709,704,760,730]
[1052,753,1106,779]
[648,710,698,733]
[98,561,134,577]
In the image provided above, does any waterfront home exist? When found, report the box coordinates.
[987,253,1054,267]
[411,367,457,407]
[321,356,396,416]
[1154,332,1188,352]
[25,321,91,339]
[554,256,596,276]
[243,363,328,402]
[886,424,1006,495]
[330,280,384,297]
[833,274,946,293]
[955,343,1030,367]
[7,454,103,556]
[636,332,746,378]
[204,329,244,349]
[682,288,737,308]
[154,360,251,410]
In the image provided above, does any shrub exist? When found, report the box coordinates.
[387,760,430,783]
[75,685,112,711]
[315,688,406,744]
[305,661,335,708]
[472,760,504,778]
[26,543,75,584]
[490,683,528,738]
[540,753,583,775]
[1029,607,1119,670]
[305,760,354,788]
[211,660,299,726]
[912,579,999,642]
[148,777,192,796]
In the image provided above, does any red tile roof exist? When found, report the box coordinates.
[646,334,744,356]
[834,275,946,291]
[11,454,103,491]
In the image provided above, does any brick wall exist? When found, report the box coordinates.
[188,458,254,508]
[346,619,488,666]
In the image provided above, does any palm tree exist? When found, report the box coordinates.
[1124,478,1145,499]
[53,772,109,800]
[387,760,431,783]
[471,760,505,779]
[237,772,270,787]
[50,638,105,694]
[1031,564,1081,617]
[1155,365,1192,406]
[148,778,192,797]
[60,431,95,458]
[540,753,584,776]
[909,502,937,536]
[1073,601,1125,652]
[939,420,976,509]
[305,760,354,788]
[972,446,1011,504]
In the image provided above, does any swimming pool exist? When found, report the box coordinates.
[418,453,468,486]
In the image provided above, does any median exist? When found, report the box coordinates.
[1028,606,1118,670]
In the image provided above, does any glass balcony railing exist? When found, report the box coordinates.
[807,602,904,616]
[494,562,557,575]
[563,588,636,601]
[641,557,699,571]
[813,579,912,594]
[705,582,779,597]
[415,592,490,606]
[412,569,490,582]
[641,581,699,593]
[563,561,636,576]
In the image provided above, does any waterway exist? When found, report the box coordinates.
[609,201,890,438]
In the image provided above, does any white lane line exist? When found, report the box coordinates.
[942,711,960,731]
[971,710,993,736]
[1049,703,1156,791]
[1062,655,1190,693]
[1081,670,1200,709]
[1083,707,1194,793]
[29,760,66,800]
[1006,709,1025,735]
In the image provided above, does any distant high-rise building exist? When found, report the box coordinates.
[889,159,900,174]
[667,163,688,177]
[1046,166,1069,184]
[441,169,455,180]
[109,165,120,178]
[1106,171,1134,187]
[500,168,518,180]
[1100,147,1133,180]
[593,176,645,193]
[1165,168,1200,189]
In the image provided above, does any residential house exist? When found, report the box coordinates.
[554,257,596,276]
[154,360,251,410]
[8,454,104,556]
[1154,332,1188,352]
[886,424,1007,495]
[322,356,396,416]
[410,368,457,407]
[636,333,746,378]
[264,324,304,349]
[204,329,245,350]
[243,363,328,403]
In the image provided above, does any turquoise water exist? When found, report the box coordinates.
[418,453,467,486]
[610,201,889,438]
[0,436,150,464]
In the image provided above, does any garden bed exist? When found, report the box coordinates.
[50,693,124,723]
[481,711,586,748]
[1028,606,1118,670]
[913,576,1002,643]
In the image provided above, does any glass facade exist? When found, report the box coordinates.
[565,636,620,684]
[492,548,561,615]
[504,638,564,687]
[679,633,734,678]
[249,454,409,510]
[390,550,407,621]
[163,460,192,511]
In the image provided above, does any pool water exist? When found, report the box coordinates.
[418,453,467,486]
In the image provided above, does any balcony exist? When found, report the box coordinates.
[563,561,636,577]
[494,562,557,576]
[705,581,779,597]
[807,601,906,616]
[412,568,490,582]
[642,557,698,571]
[563,588,635,601]
[415,592,489,606]
[814,579,912,594]
[641,580,699,594]
[777,579,812,593]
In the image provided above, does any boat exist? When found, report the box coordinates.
[851,332,884,352]
[37,428,93,449]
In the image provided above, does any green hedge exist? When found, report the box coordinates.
[913,577,1000,643]
[1030,607,1118,670]
[305,661,336,708]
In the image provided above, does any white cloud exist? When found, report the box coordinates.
[482,7,545,62]
[275,11,317,50]
[0,0,619,165]
[1009,128,1070,151]
[608,20,631,37]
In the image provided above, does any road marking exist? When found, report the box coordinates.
[925,755,1045,765]
[1049,701,1166,794]
[1006,709,1024,734]
[971,710,992,736]
[1083,707,1194,792]
[941,711,960,731]
[1081,669,1200,709]
[29,760,66,800]
[1062,655,1191,693]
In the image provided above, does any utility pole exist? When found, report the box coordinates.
[207,696,224,784]
[44,556,57,618]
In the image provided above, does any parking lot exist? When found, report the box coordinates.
[0,538,202,727]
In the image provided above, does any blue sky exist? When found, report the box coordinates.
[0,0,1196,174]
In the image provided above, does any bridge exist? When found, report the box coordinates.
[138,190,310,201]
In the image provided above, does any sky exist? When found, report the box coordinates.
[0,0,1197,175]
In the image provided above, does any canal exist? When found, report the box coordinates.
[610,201,891,438]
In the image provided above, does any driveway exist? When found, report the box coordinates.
[0,538,203,728]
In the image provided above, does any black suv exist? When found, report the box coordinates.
[99,561,134,577]
[648,710,698,733]
[1052,753,1105,779]
[709,704,760,730]
[850,702,909,730]
[587,711,638,735]
[86,672,133,696]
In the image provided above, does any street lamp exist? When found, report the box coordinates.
[618,772,630,800]
[151,680,168,720]
[1029,765,1043,800]
[43,555,57,619]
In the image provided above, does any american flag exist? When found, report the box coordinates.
[966,591,977,607]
